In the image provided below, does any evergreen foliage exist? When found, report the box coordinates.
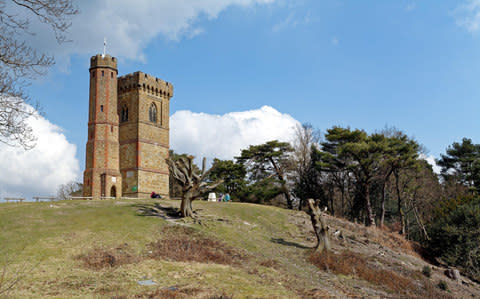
[428,196,480,281]
[438,138,480,193]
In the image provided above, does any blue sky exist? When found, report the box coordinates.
[2,0,480,198]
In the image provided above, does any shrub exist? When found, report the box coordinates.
[422,266,432,278]
[437,280,448,291]
[428,197,480,281]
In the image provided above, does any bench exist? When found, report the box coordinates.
[32,196,57,202]
[4,197,25,203]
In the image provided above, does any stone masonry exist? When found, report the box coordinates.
[83,54,173,199]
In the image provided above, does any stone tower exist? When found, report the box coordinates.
[83,54,122,199]
[117,72,173,198]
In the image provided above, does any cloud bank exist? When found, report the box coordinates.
[0,111,80,200]
[171,106,300,161]
[11,0,275,64]
[422,154,441,174]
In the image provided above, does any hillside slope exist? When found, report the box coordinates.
[0,199,478,298]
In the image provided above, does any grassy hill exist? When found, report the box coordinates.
[0,199,479,298]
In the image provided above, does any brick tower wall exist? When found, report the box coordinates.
[118,71,173,198]
[83,54,122,199]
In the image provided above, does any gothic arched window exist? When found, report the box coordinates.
[120,104,128,122]
[149,103,157,123]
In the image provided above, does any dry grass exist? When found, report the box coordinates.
[112,287,233,299]
[76,243,139,270]
[259,259,281,269]
[148,225,247,265]
[300,288,332,299]
[309,250,453,299]
[370,227,420,255]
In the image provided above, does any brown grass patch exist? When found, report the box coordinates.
[259,259,281,269]
[148,225,246,265]
[364,227,419,257]
[76,243,138,270]
[112,287,232,299]
[300,288,332,298]
[308,250,453,299]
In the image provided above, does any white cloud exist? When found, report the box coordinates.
[8,0,276,64]
[0,109,80,200]
[272,12,297,32]
[454,0,480,32]
[272,11,312,33]
[170,106,300,161]
[420,154,441,174]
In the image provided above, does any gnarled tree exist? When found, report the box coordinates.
[306,198,330,252]
[167,155,222,218]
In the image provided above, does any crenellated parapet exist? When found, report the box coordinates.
[89,54,117,71]
[118,71,173,98]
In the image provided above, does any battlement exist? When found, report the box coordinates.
[118,71,173,98]
[90,54,117,70]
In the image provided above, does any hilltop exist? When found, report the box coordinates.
[0,199,479,298]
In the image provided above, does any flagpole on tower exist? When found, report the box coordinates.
[102,38,107,57]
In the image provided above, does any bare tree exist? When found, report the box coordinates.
[291,123,321,209]
[306,198,330,252]
[56,181,82,200]
[167,155,223,218]
[0,0,78,148]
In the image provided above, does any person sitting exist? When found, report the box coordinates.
[150,192,161,199]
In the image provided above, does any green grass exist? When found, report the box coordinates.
[0,199,319,298]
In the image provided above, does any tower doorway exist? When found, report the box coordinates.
[110,186,117,198]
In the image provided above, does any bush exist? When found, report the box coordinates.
[422,266,432,278]
[437,280,448,291]
[428,197,480,281]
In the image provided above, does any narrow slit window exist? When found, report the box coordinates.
[149,103,157,123]
[121,104,128,122]
[100,105,104,112]
[160,101,163,126]
[102,70,104,77]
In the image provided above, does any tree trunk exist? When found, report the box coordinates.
[307,199,330,253]
[329,184,335,216]
[412,204,429,241]
[364,184,376,226]
[340,186,345,217]
[380,169,393,228]
[180,191,194,218]
[380,181,386,227]
[399,205,406,235]
[282,183,293,209]
[394,171,405,234]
